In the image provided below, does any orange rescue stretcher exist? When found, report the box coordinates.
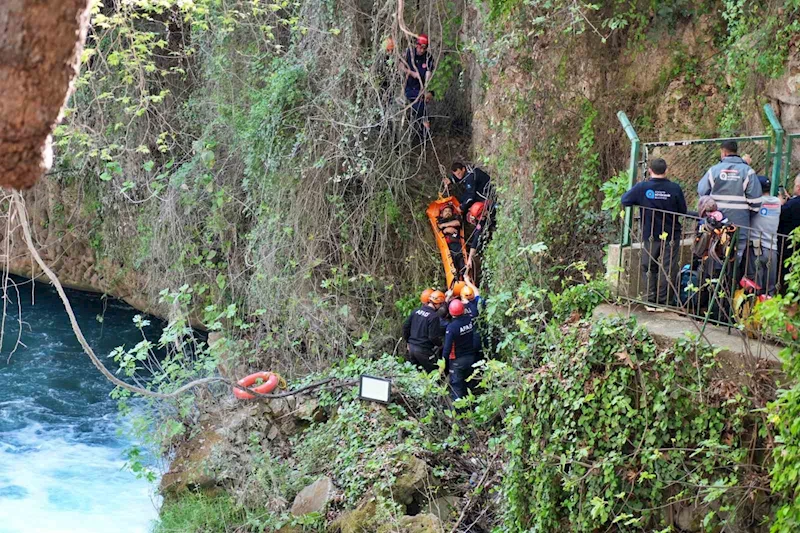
[426,196,468,290]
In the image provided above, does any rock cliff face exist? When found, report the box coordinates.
[1,181,160,317]
[768,55,800,133]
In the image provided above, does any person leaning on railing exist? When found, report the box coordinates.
[621,158,688,311]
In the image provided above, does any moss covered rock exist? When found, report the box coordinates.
[377,514,443,533]
[330,492,378,533]
[160,425,223,496]
[392,456,429,506]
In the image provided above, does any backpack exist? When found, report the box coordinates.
[692,216,736,266]
[678,265,700,309]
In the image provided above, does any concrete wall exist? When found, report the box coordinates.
[606,238,696,299]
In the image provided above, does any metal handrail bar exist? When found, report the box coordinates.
[643,135,771,148]
[765,103,785,196]
[618,111,640,247]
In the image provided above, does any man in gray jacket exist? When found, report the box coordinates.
[697,140,762,257]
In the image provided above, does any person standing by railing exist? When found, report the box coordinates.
[778,174,800,288]
[621,158,687,310]
[745,176,782,296]
[697,141,761,259]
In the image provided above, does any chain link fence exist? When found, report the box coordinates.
[784,133,800,191]
[641,136,773,210]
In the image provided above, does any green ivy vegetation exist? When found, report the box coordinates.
[498,316,766,531]
[756,232,800,532]
[718,0,800,133]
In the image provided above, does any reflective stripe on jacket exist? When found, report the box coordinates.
[697,156,762,239]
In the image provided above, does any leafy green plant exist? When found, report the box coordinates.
[496,317,767,532]
[601,172,631,218]
[758,230,800,532]
[575,101,600,211]
[549,278,609,321]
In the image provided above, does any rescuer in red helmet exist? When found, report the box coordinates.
[445,161,497,282]
[441,298,478,400]
[402,289,446,372]
[400,33,434,135]
[465,201,490,278]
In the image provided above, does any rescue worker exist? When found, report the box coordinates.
[441,299,478,400]
[621,158,687,309]
[445,162,493,214]
[746,176,781,296]
[461,281,485,366]
[698,140,762,258]
[400,34,434,133]
[460,281,482,318]
[402,289,445,372]
[465,201,490,280]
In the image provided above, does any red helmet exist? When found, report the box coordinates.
[467,202,486,224]
[417,34,429,46]
[449,299,465,317]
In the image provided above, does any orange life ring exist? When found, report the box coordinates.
[233,372,279,400]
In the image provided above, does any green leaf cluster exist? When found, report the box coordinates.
[497,316,763,531]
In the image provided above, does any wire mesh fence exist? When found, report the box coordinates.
[785,133,800,190]
[611,206,789,337]
[641,136,773,210]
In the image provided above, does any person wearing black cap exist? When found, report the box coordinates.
[747,175,781,296]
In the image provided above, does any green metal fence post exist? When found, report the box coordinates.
[765,103,785,196]
[618,111,640,247]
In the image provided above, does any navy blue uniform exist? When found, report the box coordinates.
[778,196,800,287]
[403,305,444,372]
[464,296,484,357]
[621,177,687,305]
[442,315,478,400]
[404,49,433,130]
[621,177,687,239]
[449,167,492,213]
[404,49,433,101]
[464,296,484,319]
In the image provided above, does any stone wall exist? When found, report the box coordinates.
[0,179,161,318]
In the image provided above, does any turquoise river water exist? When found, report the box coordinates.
[0,277,160,532]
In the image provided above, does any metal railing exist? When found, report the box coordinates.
[611,205,790,332]
[618,105,786,224]
[642,135,773,208]
[785,132,800,191]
